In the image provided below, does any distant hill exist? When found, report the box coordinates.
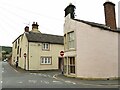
[0,46,12,53]
[0,46,12,60]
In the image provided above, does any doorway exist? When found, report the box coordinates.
[58,57,63,70]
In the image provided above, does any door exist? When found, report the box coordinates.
[58,58,62,70]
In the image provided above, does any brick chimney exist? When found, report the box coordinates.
[24,26,29,32]
[64,3,76,19]
[31,22,40,33]
[103,1,117,30]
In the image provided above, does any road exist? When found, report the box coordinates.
[1,61,119,89]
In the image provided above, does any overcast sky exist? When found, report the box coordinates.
[0,0,119,47]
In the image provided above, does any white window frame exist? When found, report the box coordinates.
[42,43,50,50]
[41,57,52,64]
[68,31,75,49]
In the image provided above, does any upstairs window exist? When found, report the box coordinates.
[42,43,50,50]
[64,34,67,50]
[19,48,21,57]
[68,31,75,49]
[17,46,19,55]
[15,41,17,49]
[18,38,20,45]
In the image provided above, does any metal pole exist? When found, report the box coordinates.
[62,56,64,74]
[24,57,26,69]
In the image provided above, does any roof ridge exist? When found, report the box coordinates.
[29,31,63,37]
[73,18,120,33]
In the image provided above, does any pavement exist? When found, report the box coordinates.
[54,74,120,87]
[10,63,120,87]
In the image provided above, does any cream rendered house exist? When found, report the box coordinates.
[12,22,64,70]
[63,2,119,80]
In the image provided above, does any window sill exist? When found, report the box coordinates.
[42,49,50,51]
[40,64,52,65]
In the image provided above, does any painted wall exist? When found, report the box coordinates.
[29,42,64,70]
[75,21,118,79]
[64,15,118,79]
[12,33,28,70]
[18,33,28,69]
[11,40,17,65]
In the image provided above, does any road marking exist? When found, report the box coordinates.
[44,81,49,84]
[72,82,76,84]
[14,69,18,73]
[53,80,60,82]
[43,74,47,77]
[52,80,62,84]
[38,74,42,76]
[53,74,59,79]
[40,80,43,83]
[1,81,2,83]
[30,73,37,75]
[65,81,76,84]
[18,81,23,84]
[2,68,4,73]
[28,80,37,83]
[48,75,51,77]
[10,66,19,73]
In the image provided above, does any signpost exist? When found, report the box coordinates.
[60,51,64,57]
[60,51,64,74]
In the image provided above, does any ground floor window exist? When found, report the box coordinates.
[40,57,52,64]
[64,57,67,74]
[68,57,75,74]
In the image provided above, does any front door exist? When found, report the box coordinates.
[58,58,62,70]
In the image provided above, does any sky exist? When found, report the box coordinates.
[0,0,119,47]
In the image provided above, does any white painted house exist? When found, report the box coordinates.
[63,1,119,80]
[12,22,64,70]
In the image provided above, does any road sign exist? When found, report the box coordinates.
[60,51,64,57]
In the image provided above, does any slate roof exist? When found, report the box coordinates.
[73,19,120,33]
[25,32,64,45]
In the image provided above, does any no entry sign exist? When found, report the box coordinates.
[60,51,64,57]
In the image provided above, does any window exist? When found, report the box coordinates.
[17,46,19,55]
[18,38,20,45]
[42,43,50,50]
[41,57,52,64]
[15,41,17,49]
[64,57,67,74]
[68,57,75,74]
[68,32,75,49]
[19,48,21,57]
[64,34,67,50]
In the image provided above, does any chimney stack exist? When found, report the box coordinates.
[64,3,76,19]
[31,22,40,33]
[24,26,29,32]
[32,22,39,29]
[103,1,117,30]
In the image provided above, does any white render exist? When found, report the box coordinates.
[12,31,64,70]
[64,14,119,79]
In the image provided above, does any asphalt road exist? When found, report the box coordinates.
[1,61,119,89]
